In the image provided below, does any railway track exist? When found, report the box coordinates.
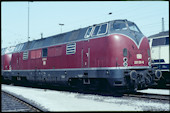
[1,91,45,112]
[123,92,170,102]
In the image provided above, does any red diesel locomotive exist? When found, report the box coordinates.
[1,19,162,92]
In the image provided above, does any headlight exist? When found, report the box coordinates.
[123,57,128,67]
[148,57,151,66]
[123,62,128,67]
[123,57,128,62]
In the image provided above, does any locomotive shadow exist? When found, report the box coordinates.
[4,82,124,97]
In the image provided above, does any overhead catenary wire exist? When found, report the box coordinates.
[29,1,169,38]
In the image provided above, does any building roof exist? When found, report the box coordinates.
[148,30,169,38]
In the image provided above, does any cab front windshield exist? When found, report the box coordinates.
[127,21,141,33]
[112,20,127,31]
[111,20,141,33]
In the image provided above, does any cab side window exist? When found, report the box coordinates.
[92,25,100,36]
[84,23,108,38]
[98,23,108,35]
[84,27,93,38]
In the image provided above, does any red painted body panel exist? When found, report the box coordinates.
[11,53,20,70]
[2,54,12,70]
[105,34,150,67]
[9,34,150,70]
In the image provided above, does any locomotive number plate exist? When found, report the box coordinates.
[134,60,144,64]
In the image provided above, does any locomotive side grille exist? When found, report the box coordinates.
[66,43,76,55]
[23,51,28,60]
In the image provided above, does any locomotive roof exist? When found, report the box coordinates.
[2,19,139,55]
[2,20,112,54]
[2,27,88,55]
[148,30,169,38]
[21,27,88,51]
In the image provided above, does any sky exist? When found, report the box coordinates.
[1,1,169,48]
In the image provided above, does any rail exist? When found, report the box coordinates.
[124,92,170,101]
[2,90,46,112]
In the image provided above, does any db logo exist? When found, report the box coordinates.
[136,54,142,59]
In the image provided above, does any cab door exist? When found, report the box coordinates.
[82,40,90,68]
[82,26,93,68]
[16,53,20,69]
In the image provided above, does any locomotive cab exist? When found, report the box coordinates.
[107,20,162,91]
